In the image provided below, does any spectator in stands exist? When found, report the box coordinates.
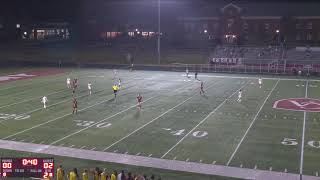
[135,175,145,180]
[150,175,155,180]
[143,174,148,180]
[110,170,117,180]
[117,170,122,180]
[82,169,89,180]
[100,168,108,180]
[68,168,79,180]
[57,165,65,180]
[93,167,101,180]
[120,170,126,180]
[127,172,134,180]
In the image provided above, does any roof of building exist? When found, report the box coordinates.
[180,2,320,18]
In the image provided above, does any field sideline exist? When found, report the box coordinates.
[0,68,320,179]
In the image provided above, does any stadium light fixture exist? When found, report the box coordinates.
[16,24,20,28]
[204,29,208,34]
[232,35,236,38]
[23,32,27,35]
[276,29,280,33]
[135,28,139,32]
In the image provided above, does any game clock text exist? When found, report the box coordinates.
[0,158,54,178]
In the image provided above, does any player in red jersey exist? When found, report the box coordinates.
[72,98,78,114]
[72,78,78,94]
[200,81,205,95]
[137,93,142,109]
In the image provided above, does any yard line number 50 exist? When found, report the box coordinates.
[282,138,320,148]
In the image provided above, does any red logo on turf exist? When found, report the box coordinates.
[273,98,320,112]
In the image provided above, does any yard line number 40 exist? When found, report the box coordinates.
[163,128,208,138]
[282,138,320,148]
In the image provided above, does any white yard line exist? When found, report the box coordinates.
[161,83,248,158]
[49,96,157,145]
[0,89,66,109]
[300,80,309,177]
[102,79,225,151]
[226,79,279,166]
[1,140,318,180]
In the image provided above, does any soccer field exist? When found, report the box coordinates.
[0,68,320,179]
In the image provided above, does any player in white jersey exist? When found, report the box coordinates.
[258,77,262,88]
[67,78,71,88]
[186,68,189,78]
[88,82,92,95]
[237,90,242,102]
[41,96,48,109]
[113,69,117,79]
[118,78,121,89]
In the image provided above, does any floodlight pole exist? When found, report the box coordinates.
[157,0,161,64]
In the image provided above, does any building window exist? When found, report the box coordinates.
[306,22,312,29]
[296,33,301,41]
[213,23,218,31]
[227,19,234,29]
[128,32,134,37]
[296,23,303,29]
[265,23,270,30]
[203,23,208,29]
[307,33,312,41]
[254,24,259,33]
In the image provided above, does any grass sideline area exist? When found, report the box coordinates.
[0,68,320,179]
[0,149,239,180]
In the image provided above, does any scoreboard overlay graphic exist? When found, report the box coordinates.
[0,158,54,178]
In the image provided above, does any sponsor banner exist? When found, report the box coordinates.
[211,58,243,64]
[273,98,320,112]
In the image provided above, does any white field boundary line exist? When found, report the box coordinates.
[0,88,67,109]
[102,78,227,151]
[192,74,320,82]
[161,82,248,158]
[0,140,318,180]
[226,79,280,166]
[49,96,157,145]
[1,81,148,140]
[300,80,309,177]
[2,75,193,140]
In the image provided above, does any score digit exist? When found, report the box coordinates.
[2,162,12,169]
[43,163,53,169]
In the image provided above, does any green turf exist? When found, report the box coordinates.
[0,67,319,178]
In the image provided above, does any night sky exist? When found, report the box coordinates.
[0,0,319,22]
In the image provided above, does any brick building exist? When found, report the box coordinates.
[179,2,320,45]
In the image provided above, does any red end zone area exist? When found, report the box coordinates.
[0,69,66,84]
[273,98,320,112]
